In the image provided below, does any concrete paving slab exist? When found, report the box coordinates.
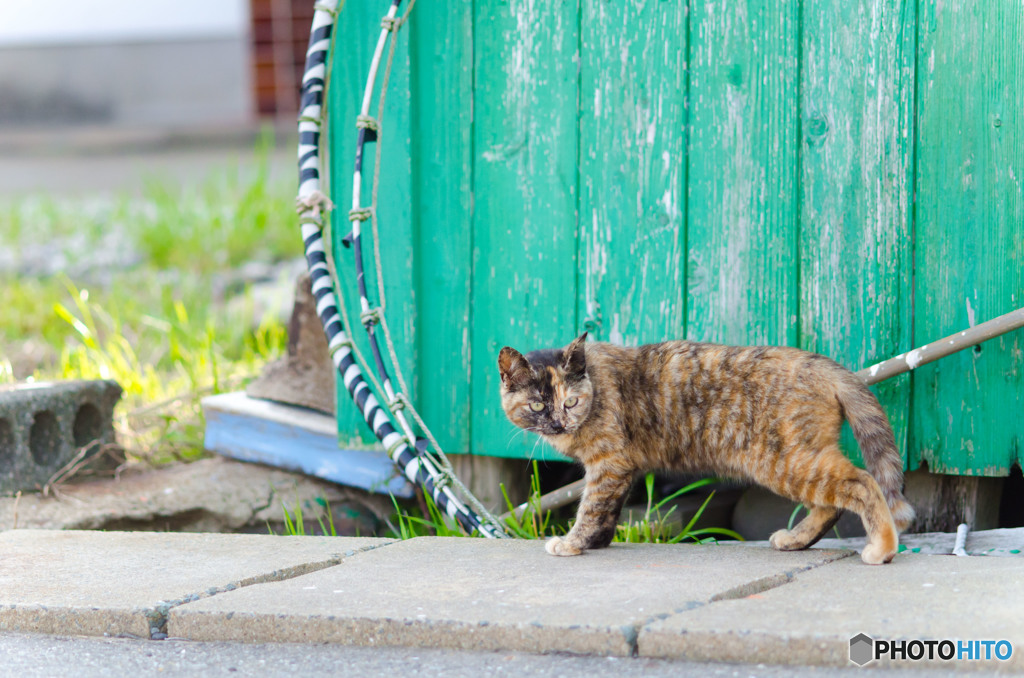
[639,553,1024,671]
[169,537,853,656]
[0,530,389,639]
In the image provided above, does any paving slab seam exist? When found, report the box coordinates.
[637,552,1024,669]
[623,549,856,657]
[164,540,864,656]
[708,550,857,602]
[620,549,859,657]
[143,539,396,640]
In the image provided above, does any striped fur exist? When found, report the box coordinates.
[498,334,915,564]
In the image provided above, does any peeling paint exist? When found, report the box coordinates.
[609,313,624,346]
[906,349,922,369]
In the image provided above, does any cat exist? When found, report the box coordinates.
[497,332,915,565]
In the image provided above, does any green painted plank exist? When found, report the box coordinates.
[685,0,801,347]
[912,1,1024,476]
[407,3,473,453]
[470,1,580,460]
[329,3,415,448]
[578,0,687,347]
[799,0,916,468]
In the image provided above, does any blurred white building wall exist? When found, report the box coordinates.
[0,0,253,128]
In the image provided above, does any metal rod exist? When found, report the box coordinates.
[857,306,1024,386]
[502,478,586,523]
[505,306,1024,520]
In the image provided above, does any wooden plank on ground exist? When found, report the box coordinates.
[202,393,413,497]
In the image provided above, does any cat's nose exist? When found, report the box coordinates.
[550,422,565,433]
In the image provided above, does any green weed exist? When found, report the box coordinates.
[272,497,338,537]
[614,475,743,544]
[388,492,468,539]
[378,465,742,544]
[499,461,555,539]
[1,138,297,464]
[46,279,286,462]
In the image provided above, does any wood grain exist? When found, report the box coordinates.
[799,0,916,467]
[470,0,580,460]
[323,0,1024,476]
[408,2,474,453]
[578,0,688,348]
[911,0,1024,475]
[685,0,801,347]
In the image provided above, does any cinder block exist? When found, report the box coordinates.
[0,380,122,494]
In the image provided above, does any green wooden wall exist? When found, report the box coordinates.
[328,0,1023,475]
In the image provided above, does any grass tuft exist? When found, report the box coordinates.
[1,137,297,464]
[614,475,743,544]
[365,464,742,544]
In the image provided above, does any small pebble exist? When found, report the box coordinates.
[151,632,168,641]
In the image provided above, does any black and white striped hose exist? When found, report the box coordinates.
[296,0,504,538]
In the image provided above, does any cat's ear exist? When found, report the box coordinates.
[563,332,587,376]
[498,346,531,389]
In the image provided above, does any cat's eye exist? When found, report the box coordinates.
[563,396,579,409]
[529,402,545,412]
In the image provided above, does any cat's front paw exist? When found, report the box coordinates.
[769,528,806,551]
[545,536,582,557]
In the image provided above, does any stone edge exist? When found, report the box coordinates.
[168,548,856,657]
[168,611,637,657]
[0,538,396,640]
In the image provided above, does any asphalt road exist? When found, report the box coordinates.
[0,633,990,678]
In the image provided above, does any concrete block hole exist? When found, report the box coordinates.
[0,417,13,467]
[73,403,104,452]
[29,410,61,467]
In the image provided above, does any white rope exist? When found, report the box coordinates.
[312,0,506,538]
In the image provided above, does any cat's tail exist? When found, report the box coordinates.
[835,374,916,533]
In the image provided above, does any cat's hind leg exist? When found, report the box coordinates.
[769,505,841,551]
[841,470,900,565]
[796,446,899,565]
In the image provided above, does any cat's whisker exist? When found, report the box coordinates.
[505,428,527,449]
[529,436,542,459]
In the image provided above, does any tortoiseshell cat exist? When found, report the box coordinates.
[498,333,915,565]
